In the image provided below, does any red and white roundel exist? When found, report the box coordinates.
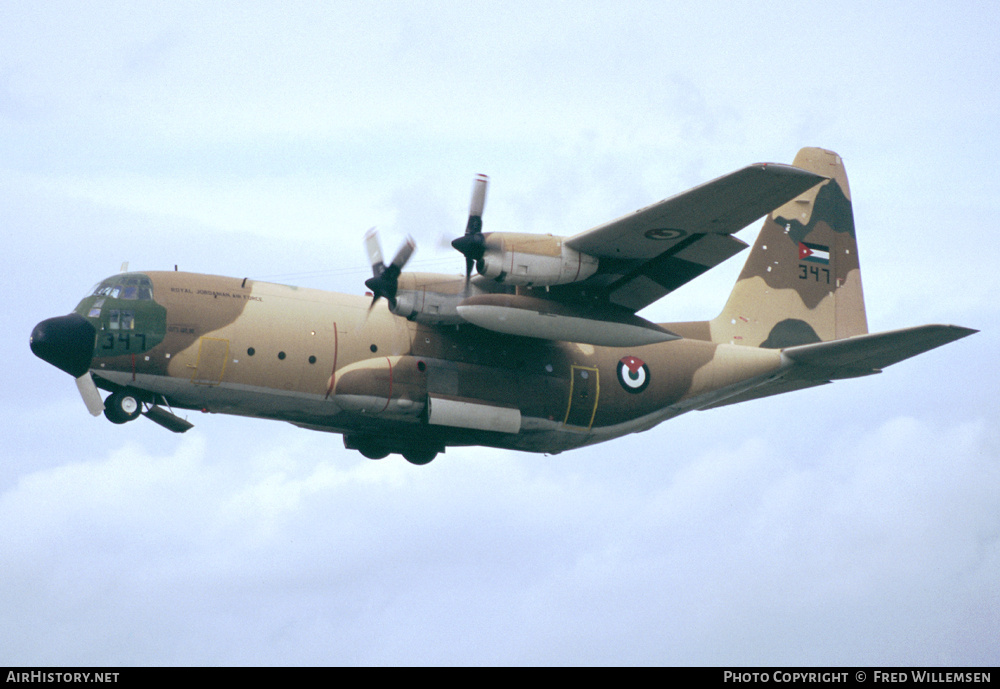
[617,355,650,393]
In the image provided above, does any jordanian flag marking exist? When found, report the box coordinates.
[798,242,830,264]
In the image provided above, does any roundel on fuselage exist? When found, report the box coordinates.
[616,355,650,393]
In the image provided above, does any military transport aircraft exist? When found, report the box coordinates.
[30,148,976,464]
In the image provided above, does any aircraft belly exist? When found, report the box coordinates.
[100,363,616,454]
[95,369,602,453]
[97,370,349,425]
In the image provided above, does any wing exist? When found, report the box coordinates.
[388,162,828,347]
[559,162,826,311]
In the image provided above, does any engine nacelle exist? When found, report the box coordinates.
[389,272,482,325]
[479,233,598,286]
[391,290,466,325]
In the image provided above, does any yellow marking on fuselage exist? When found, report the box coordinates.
[191,337,229,385]
[564,364,600,429]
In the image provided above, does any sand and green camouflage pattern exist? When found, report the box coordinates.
[711,147,867,347]
[30,148,976,462]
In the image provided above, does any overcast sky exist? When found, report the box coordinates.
[2,2,997,666]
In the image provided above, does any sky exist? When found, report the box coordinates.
[2,1,998,666]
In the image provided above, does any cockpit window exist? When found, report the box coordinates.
[91,275,153,301]
[87,298,105,318]
[108,310,135,330]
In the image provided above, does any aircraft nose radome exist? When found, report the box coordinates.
[30,313,97,378]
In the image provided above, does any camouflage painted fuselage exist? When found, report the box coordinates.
[34,148,974,461]
[72,270,784,455]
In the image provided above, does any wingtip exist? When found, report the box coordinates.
[922,323,979,335]
[752,161,829,182]
[943,324,979,338]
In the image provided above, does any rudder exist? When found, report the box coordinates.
[710,147,868,347]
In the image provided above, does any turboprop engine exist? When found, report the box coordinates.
[450,175,599,287]
[476,232,599,286]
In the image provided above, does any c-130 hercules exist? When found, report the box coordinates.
[31,148,975,464]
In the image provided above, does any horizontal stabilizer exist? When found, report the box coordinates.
[144,405,194,433]
[701,324,976,411]
[782,324,978,379]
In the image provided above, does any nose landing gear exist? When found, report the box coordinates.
[104,391,142,424]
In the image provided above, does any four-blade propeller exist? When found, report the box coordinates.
[363,229,415,311]
[362,173,488,306]
[450,173,489,286]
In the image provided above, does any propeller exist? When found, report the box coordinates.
[451,174,489,287]
[363,229,415,311]
[76,372,104,416]
[364,227,384,278]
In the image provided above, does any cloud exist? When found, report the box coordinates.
[2,412,996,665]
[5,0,998,667]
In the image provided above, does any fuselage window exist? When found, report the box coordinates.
[107,310,135,331]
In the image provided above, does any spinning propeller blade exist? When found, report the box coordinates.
[363,231,415,310]
[364,227,384,277]
[76,372,104,417]
[451,174,489,286]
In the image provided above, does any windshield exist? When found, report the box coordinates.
[91,275,153,301]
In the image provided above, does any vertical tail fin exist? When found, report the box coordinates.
[710,147,867,347]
